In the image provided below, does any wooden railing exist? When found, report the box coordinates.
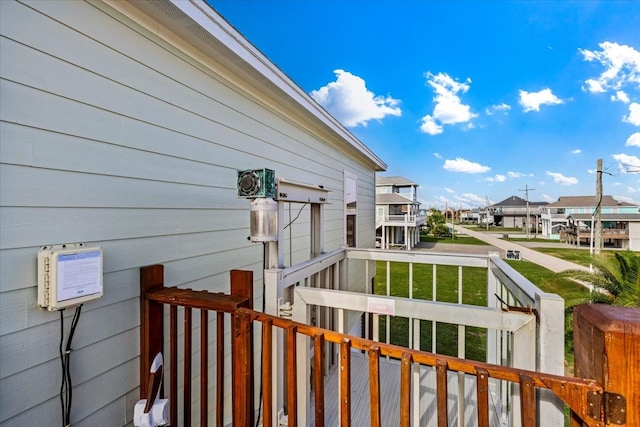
[139,264,621,427]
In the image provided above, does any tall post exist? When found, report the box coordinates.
[485,196,489,230]
[519,185,535,240]
[594,159,603,255]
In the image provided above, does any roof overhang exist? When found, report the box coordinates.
[107,0,386,172]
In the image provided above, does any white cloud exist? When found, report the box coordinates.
[485,174,506,182]
[580,42,640,93]
[443,157,490,174]
[546,171,578,185]
[519,88,564,112]
[310,69,401,127]
[611,91,630,103]
[444,187,456,194]
[508,171,534,178]
[626,132,640,147]
[623,103,640,126]
[420,116,443,135]
[486,103,511,115]
[628,186,640,193]
[455,193,488,207]
[419,72,477,134]
[612,153,640,172]
[571,149,582,154]
[541,193,555,202]
[433,152,443,159]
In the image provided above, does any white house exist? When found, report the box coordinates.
[0,1,386,425]
[375,175,425,250]
[540,195,640,250]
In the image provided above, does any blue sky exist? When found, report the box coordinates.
[210,1,640,209]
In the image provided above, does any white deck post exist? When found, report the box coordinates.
[535,292,565,427]
[292,289,310,426]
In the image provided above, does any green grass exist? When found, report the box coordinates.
[373,261,488,361]
[373,251,593,370]
[532,247,617,267]
[420,234,489,245]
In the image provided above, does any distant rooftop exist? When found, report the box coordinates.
[492,195,548,207]
[376,175,418,187]
[546,195,636,208]
[376,193,417,204]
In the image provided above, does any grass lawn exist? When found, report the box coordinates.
[420,234,489,245]
[374,261,488,361]
[532,246,619,267]
[373,249,593,371]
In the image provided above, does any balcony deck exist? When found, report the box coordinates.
[318,350,497,427]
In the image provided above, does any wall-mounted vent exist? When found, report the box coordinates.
[237,168,276,198]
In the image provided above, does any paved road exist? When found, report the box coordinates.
[450,225,589,273]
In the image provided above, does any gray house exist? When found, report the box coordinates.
[489,195,547,230]
[0,1,385,425]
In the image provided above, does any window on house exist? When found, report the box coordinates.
[345,171,357,246]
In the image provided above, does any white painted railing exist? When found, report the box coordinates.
[379,214,426,224]
[263,248,564,427]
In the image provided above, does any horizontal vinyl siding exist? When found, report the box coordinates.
[0,0,380,425]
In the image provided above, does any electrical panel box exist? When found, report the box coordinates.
[38,243,103,311]
[237,168,276,198]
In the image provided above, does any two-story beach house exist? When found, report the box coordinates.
[540,195,640,250]
[489,195,548,230]
[375,176,426,250]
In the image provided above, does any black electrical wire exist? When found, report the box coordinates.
[283,203,307,230]
[60,304,83,427]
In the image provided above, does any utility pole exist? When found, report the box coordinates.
[485,196,489,230]
[594,159,603,255]
[519,184,535,240]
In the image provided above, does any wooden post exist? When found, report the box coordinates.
[230,270,254,427]
[140,264,165,399]
[573,304,640,426]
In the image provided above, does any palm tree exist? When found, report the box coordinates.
[560,250,640,308]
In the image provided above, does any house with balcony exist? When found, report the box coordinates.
[375,176,426,250]
[2,2,637,427]
[489,195,548,230]
[540,195,640,250]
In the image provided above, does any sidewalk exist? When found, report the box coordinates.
[454,225,589,273]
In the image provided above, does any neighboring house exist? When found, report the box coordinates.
[540,196,640,250]
[0,1,386,425]
[375,175,425,250]
[489,195,548,229]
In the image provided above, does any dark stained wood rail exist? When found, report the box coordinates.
[140,265,253,426]
[242,308,608,427]
[140,266,614,427]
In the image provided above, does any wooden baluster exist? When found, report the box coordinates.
[201,309,208,427]
[170,305,178,427]
[262,319,273,427]
[184,307,192,426]
[313,332,325,427]
[340,339,351,426]
[436,359,448,427]
[139,264,165,400]
[286,325,298,426]
[216,311,224,427]
[400,352,412,427]
[368,346,381,427]
[476,368,489,427]
[519,375,535,427]
[232,310,253,427]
